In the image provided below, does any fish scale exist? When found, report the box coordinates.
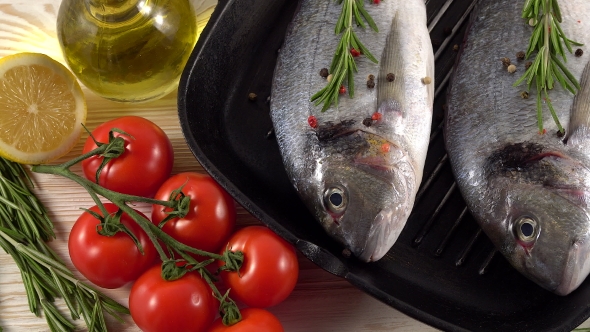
[270,0,434,262]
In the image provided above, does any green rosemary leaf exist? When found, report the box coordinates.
[50,268,79,320]
[566,38,584,47]
[351,32,378,63]
[350,33,360,51]
[41,299,75,332]
[0,194,19,210]
[545,92,564,132]
[348,61,355,98]
[552,62,571,93]
[551,0,562,22]
[536,88,543,132]
[551,52,581,89]
[74,290,95,328]
[352,2,365,29]
[522,0,535,16]
[526,24,542,57]
[550,21,564,60]
[356,0,378,32]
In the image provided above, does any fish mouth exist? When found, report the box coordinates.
[554,238,590,295]
[356,188,410,262]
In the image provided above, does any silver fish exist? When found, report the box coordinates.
[270,0,434,262]
[446,0,590,295]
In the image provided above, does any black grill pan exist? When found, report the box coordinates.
[177,0,590,330]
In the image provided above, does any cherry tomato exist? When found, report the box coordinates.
[68,203,157,289]
[129,265,217,332]
[218,226,298,308]
[152,172,236,256]
[207,308,284,332]
[81,116,173,197]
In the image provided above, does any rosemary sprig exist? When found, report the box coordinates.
[514,0,583,134]
[310,0,378,112]
[0,157,127,332]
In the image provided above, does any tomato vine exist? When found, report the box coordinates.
[31,127,245,324]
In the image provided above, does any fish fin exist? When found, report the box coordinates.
[566,61,590,146]
[377,12,404,115]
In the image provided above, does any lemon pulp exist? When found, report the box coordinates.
[0,53,86,164]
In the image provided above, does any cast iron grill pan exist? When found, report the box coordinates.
[177,0,590,330]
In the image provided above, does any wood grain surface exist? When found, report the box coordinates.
[0,1,587,331]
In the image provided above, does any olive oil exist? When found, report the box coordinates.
[57,0,197,103]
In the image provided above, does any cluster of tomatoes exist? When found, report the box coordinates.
[66,116,299,332]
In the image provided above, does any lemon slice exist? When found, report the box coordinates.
[0,53,86,164]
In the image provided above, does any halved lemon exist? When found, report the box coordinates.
[0,53,86,164]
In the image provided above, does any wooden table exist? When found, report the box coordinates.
[0,1,587,331]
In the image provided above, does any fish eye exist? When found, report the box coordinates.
[323,187,347,215]
[514,216,539,243]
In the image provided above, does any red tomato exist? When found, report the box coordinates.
[152,172,236,256]
[81,116,173,197]
[68,203,157,289]
[129,265,217,332]
[218,226,298,308]
[207,308,284,332]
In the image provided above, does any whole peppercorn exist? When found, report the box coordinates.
[576,49,584,57]
[386,73,395,82]
[307,115,318,128]
[556,130,565,138]
[367,80,375,89]
[319,68,329,78]
[525,61,533,70]
[501,57,511,67]
[520,91,529,99]
[362,118,373,127]
[371,112,382,121]
[507,64,517,73]
[516,51,525,61]
[367,74,375,81]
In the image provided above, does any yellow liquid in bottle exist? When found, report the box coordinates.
[57,0,197,103]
